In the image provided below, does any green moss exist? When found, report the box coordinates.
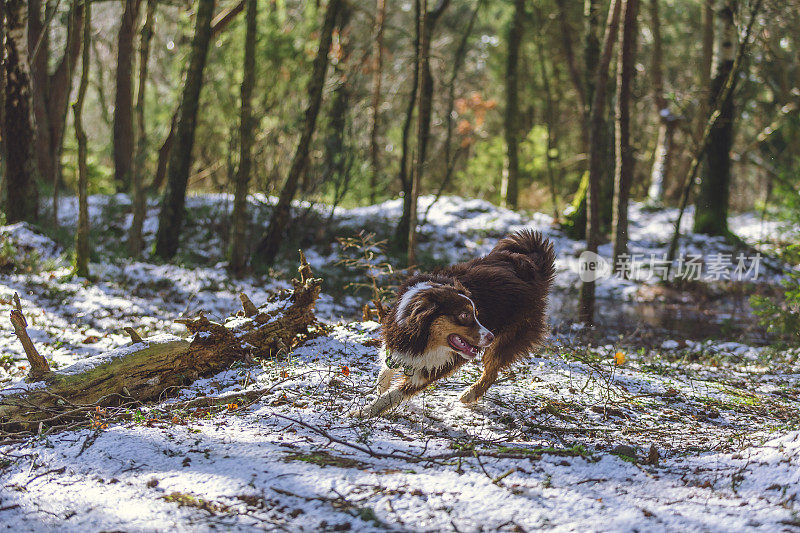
[283,450,367,469]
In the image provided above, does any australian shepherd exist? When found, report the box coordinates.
[356,230,556,418]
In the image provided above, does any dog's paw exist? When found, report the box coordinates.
[459,387,480,404]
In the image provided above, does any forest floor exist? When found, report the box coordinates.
[1,195,799,532]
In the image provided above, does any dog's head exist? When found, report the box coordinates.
[386,279,494,360]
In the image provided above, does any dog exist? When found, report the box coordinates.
[355,229,556,418]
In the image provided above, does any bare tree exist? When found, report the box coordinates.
[694,0,737,236]
[228,0,259,275]
[74,0,91,278]
[128,0,157,257]
[154,0,217,260]
[393,0,421,252]
[645,0,682,205]
[406,0,450,266]
[254,0,343,266]
[113,0,143,193]
[148,0,246,192]
[611,0,639,269]
[578,0,622,324]
[2,0,39,223]
[29,0,84,225]
[368,0,386,204]
[500,0,525,210]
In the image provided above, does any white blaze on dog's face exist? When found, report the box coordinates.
[426,292,495,361]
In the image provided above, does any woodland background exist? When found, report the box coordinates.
[2,0,798,288]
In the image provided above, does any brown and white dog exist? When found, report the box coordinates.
[356,230,556,418]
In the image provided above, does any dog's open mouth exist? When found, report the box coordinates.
[448,334,482,360]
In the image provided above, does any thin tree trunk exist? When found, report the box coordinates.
[368,0,386,204]
[611,0,638,270]
[393,0,422,253]
[666,0,762,264]
[533,13,561,222]
[128,0,156,257]
[500,0,524,210]
[113,0,143,193]
[699,0,714,140]
[562,0,601,239]
[228,0,259,275]
[2,0,39,223]
[422,0,483,221]
[254,0,342,266]
[407,0,450,266]
[29,0,51,205]
[645,0,680,206]
[153,0,217,260]
[50,3,84,226]
[647,118,676,203]
[148,0,247,192]
[407,0,426,267]
[151,114,177,191]
[74,0,91,278]
[693,0,736,236]
[578,0,622,325]
[321,5,353,222]
[554,0,586,113]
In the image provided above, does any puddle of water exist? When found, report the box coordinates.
[548,290,769,344]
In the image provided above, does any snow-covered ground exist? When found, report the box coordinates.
[1,195,798,531]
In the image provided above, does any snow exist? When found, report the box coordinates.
[1,194,799,530]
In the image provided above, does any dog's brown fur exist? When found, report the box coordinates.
[357,230,555,418]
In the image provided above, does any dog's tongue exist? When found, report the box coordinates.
[449,334,478,359]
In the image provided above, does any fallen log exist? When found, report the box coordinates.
[1,254,321,433]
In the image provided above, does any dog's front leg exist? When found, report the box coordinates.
[353,388,405,418]
[460,352,501,404]
[376,364,398,394]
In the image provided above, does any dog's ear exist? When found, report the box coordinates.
[407,295,437,328]
[453,279,470,296]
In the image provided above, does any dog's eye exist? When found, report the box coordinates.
[458,312,471,323]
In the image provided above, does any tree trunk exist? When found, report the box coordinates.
[611,0,638,270]
[698,0,714,140]
[554,0,586,113]
[29,0,84,226]
[321,6,354,226]
[694,0,736,236]
[147,0,246,193]
[113,0,142,193]
[406,0,450,266]
[578,0,622,325]
[228,0,259,275]
[1,259,321,433]
[74,0,91,278]
[368,0,386,204]
[645,0,679,206]
[28,0,51,207]
[647,117,676,204]
[153,0,217,260]
[128,0,157,257]
[501,0,524,210]
[563,0,617,240]
[393,0,422,253]
[422,0,483,220]
[253,0,342,267]
[2,0,39,223]
[533,12,561,222]
[666,0,762,264]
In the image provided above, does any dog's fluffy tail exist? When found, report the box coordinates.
[492,229,556,287]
